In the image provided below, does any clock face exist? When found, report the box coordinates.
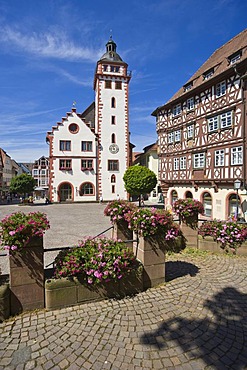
[109,144,119,154]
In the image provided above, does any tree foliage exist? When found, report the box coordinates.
[10,173,36,195]
[123,165,157,196]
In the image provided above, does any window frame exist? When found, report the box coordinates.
[208,115,219,132]
[168,131,174,144]
[105,80,112,89]
[59,159,72,170]
[173,158,179,171]
[193,152,205,169]
[220,111,232,129]
[187,124,194,139]
[80,182,94,196]
[231,146,243,165]
[172,103,181,117]
[216,81,226,98]
[180,156,186,170]
[115,81,122,89]
[81,141,93,152]
[81,159,93,170]
[59,140,71,151]
[108,160,119,171]
[215,149,225,167]
[187,97,194,110]
[174,130,181,143]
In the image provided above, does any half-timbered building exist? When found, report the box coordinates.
[152,29,247,220]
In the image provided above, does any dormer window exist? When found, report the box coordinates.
[184,82,193,92]
[203,68,214,80]
[229,51,242,65]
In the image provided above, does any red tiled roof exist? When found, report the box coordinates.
[158,29,247,109]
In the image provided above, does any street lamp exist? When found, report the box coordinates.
[234,179,241,221]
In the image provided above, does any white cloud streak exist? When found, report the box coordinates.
[0,26,102,62]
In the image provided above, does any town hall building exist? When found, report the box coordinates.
[46,37,132,202]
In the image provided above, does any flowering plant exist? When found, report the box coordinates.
[0,211,50,251]
[104,199,137,223]
[173,198,204,219]
[124,207,178,238]
[198,220,247,253]
[54,237,138,284]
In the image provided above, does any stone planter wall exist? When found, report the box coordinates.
[133,235,166,289]
[198,236,247,256]
[45,266,143,310]
[111,221,133,251]
[9,236,44,315]
[0,284,10,322]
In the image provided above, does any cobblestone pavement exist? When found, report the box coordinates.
[1,253,247,369]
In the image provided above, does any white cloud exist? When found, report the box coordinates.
[0,26,102,62]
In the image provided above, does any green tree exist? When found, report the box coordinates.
[10,173,36,197]
[123,165,157,206]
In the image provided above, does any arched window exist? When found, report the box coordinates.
[111,97,116,108]
[111,175,116,183]
[111,133,116,143]
[171,190,178,204]
[80,182,94,196]
[202,192,212,217]
[228,194,240,218]
[185,191,193,199]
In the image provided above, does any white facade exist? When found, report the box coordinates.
[47,38,131,202]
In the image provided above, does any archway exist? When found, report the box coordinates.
[185,191,193,199]
[59,183,72,201]
[202,192,212,217]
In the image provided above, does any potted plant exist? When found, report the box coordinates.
[104,199,137,241]
[0,211,50,251]
[173,198,204,229]
[198,219,247,254]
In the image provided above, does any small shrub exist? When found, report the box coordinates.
[104,199,137,223]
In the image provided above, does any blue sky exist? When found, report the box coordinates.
[0,0,246,162]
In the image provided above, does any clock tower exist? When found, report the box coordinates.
[94,37,131,200]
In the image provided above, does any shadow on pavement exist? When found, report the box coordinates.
[140,287,247,369]
[165,260,200,281]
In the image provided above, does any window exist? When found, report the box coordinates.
[220,111,232,128]
[60,140,71,151]
[81,159,93,170]
[203,192,212,217]
[111,115,116,125]
[215,149,225,167]
[112,185,115,193]
[203,68,214,80]
[115,81,122,89]
[103,65,108,72]
[80,182,94,195]
[69,123,79,134]
[171,190,178,204]
[59,159,72,170]
[41,169,46,175]
[168,132,174,144]
[184,83,193,92]
[174,130,181,142]
[208,116,219,132]
[108,160,119,171]
[216,81,226,97]
[111,133,116,143]
[229,51,242,65]
[41,179,47,186]
[174,158,179,170]
[105,80,112,89]
[229,194,240,218]
[187,124,194,139]
[180,156,186,170]
[193,152,205,169]
[173,104,181,117]
[111,97,116,108]
[81,141,92,151]
[111,66,120,73]
[111,174,116,183]
[231,146,243,165]
[187,97,194,110]
[33,169,38,176]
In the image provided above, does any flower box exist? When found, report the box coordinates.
[45,265,143,310]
